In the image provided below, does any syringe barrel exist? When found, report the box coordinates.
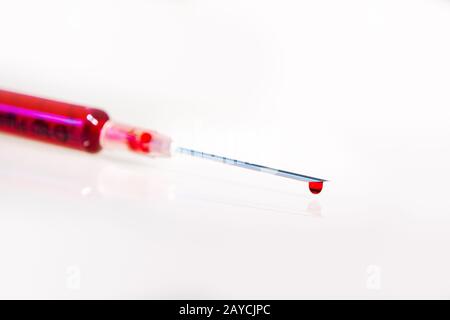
[0,89,109,152]
[0,89,173,156]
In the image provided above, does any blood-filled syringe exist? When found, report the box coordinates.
[0,89,326,194]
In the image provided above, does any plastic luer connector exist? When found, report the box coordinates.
[0,89,109,152]
[100,121,172,157]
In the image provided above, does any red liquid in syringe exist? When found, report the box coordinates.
[0,89,109,152]
[0,89,170,155]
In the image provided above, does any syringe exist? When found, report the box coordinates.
[0,89,326,194]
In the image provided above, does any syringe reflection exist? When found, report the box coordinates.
[0,142,322,217]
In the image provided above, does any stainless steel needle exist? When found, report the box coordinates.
[176,147,326,183]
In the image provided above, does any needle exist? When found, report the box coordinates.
[175,147,326,194]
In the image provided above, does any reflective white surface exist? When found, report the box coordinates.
[0,0,450,299]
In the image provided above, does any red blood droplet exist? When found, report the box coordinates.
[309,181,323,194]
[140,132,152,153]
[126,131,140,151]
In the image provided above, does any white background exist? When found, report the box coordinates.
[0,0,450,299]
